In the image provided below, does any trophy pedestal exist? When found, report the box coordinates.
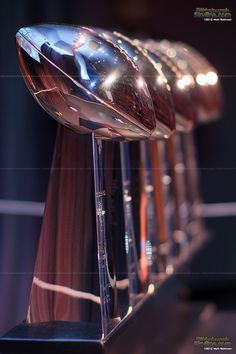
[0,321,102,353]
[0,232,211,354]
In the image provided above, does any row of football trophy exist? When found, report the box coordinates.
[1,24,222,351]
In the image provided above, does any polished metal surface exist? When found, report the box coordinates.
[92,135,121,336]
[152,40,222,243]
[119,141,147,306]
[94,30,176,138]
[142,40,196,132]
[145,41,200,247]
[15,24,159,340]
[0,19,225,353]
[16,24,157,141]
[181,131,206,238]
[174,42,223,121]
[157,40,223,122]
[93,30,177,284]
[88,29,167,289]
[139,140,160,281]
[90,32,167,283]
[157,40,223,238]
[133,40,190,258]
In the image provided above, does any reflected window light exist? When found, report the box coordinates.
[125,232,129,254]
[73,34,87,48]
[126,306,133,317]
[137,77,145,88]
[148,283,155,294]
[17,34,41,63]
[157,75,165,85]
[102,32,109,38]
[166,264,174,275]
[196,73,207,86]
[114,117,125,124]
[106,91,114,102]
[206,71,218,85]
[55,111,63,117]
[155,62,162,70]
[162,175,171,185]
[75,54,90,80]
[69,106,78,112]
[133,55,138,62]
[166,47,176,58]
[145,185,154,192]
[177,79,185,89]
[103,71,119,87]
[146,240,152,261]
[182,74,193,86]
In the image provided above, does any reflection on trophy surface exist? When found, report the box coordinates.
[0,18,226,354]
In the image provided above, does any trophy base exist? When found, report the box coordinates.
[0,233,212,354]
[0,321,103,353]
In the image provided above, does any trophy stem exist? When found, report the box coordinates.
[139,141,159,284]
[182,131,206,239]
[166,134,189,252]
[150,140,175,272]
[119,142,141,307]
[92,133,120,338]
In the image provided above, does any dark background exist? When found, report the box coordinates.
[0,0,235,335]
